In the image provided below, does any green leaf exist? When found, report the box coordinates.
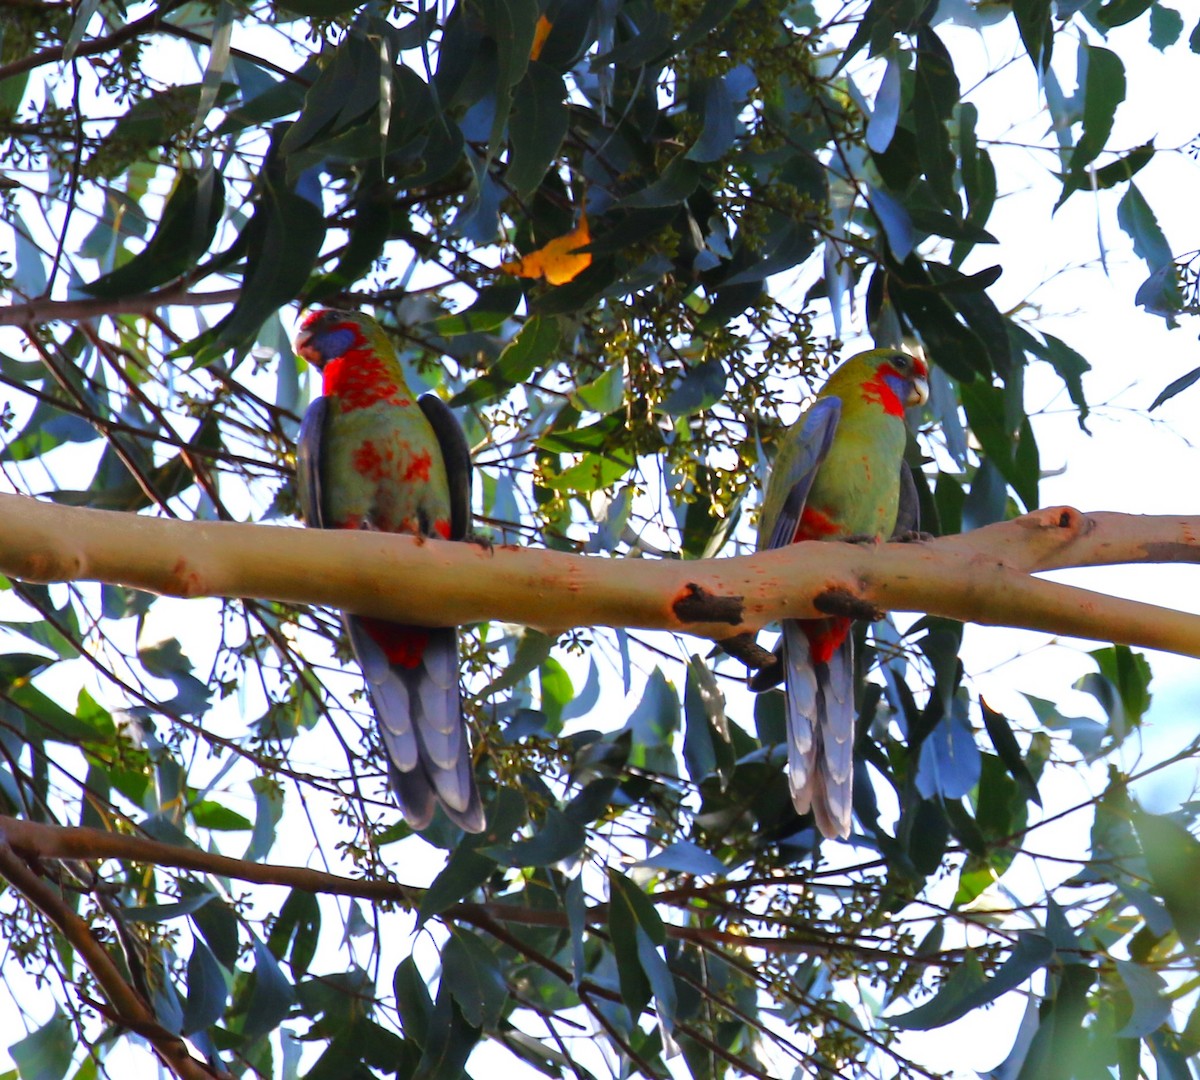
[415,984,481,1079]
[538,657,573,731]
[508,63,568,196]
[191,2,235,137]
[661,359,725,416]
[450,316,560,406]
[1096,0,1154,28]
[280,32,380,156]
[623,668,680,772]
[486,806,586,866]
[1013,0,1053,71]
[216,57,317,136]
[1089,644,1152,728]
[83,165,225,298]
[608,868,661,1017]
[913,28,960,212]
[1008,323,1091,428]
[186,886,239,969]
[9,1010,73,1080]
[190,800,252,831]
[960,380,1037,510]
[182,939,229,1036]
[635,839,726,876]
[394,957,433,1047]
[483,627,556,696]
[1150,5,1184,48]
[1150,365,1200,410]
[184,132,325,365]
[442,929,508,1030]
[242,937,297,1039]
[1016,963,1095,1077]
[420,789,525,918]
[635,925,677,1033]
[244,776,283,862]
[435,281,524,338]
[122,891,216,923]
[266,890,321,977]
[889,935,1054,1029]
[541,448,635,492]
[686,75,738,163]
[474,0,539,159]
[682,654,730,783]
[1132,808,1200,945]
[1118,181,1172,272]
[571,361,625,414]
[1067,46,1126,176]
[981,700,1041,806]
[908,208,996,245]
[1114,960,1170,1038]
[62,0,102,62]
[619,155,702,209]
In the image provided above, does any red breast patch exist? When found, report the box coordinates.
[404,449,433,482]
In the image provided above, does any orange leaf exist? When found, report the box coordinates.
[530,15,553,61]
[501,215,591,286]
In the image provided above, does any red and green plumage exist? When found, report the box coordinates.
[295,309,484,833]
[756,349,929,840]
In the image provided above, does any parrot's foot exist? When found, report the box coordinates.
[748,658,784,692]
[813,587,883,622]
[675,583,745,626]
[465,530,494,551]
[892,529,934,543]
[719,632,777,671]
[838,532,883,545]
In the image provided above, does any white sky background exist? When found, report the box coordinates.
[3,3,1200,1078]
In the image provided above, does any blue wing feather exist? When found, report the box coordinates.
[762,397,841,551]
[419,393,473,540]
[297,397,329,530]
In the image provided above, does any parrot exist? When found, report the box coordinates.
[294,308,485,833]
[752,349,929,840]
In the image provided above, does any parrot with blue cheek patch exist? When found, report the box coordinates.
[295,308,484,833]
[753,349,929,840]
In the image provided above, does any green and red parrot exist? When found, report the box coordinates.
[754,349,929,840]
[295,308,485,833]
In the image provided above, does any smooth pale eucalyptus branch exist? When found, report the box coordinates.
[0,493,1198,655]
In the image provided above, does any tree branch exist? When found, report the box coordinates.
[0,0,192,83]
[0,288,242,327]
[0,816,417,903]
[0,826,222,1080]
[0,495,1197,655]
[0,817,957,961]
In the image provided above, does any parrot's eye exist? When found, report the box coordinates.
[890,353,910,371]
